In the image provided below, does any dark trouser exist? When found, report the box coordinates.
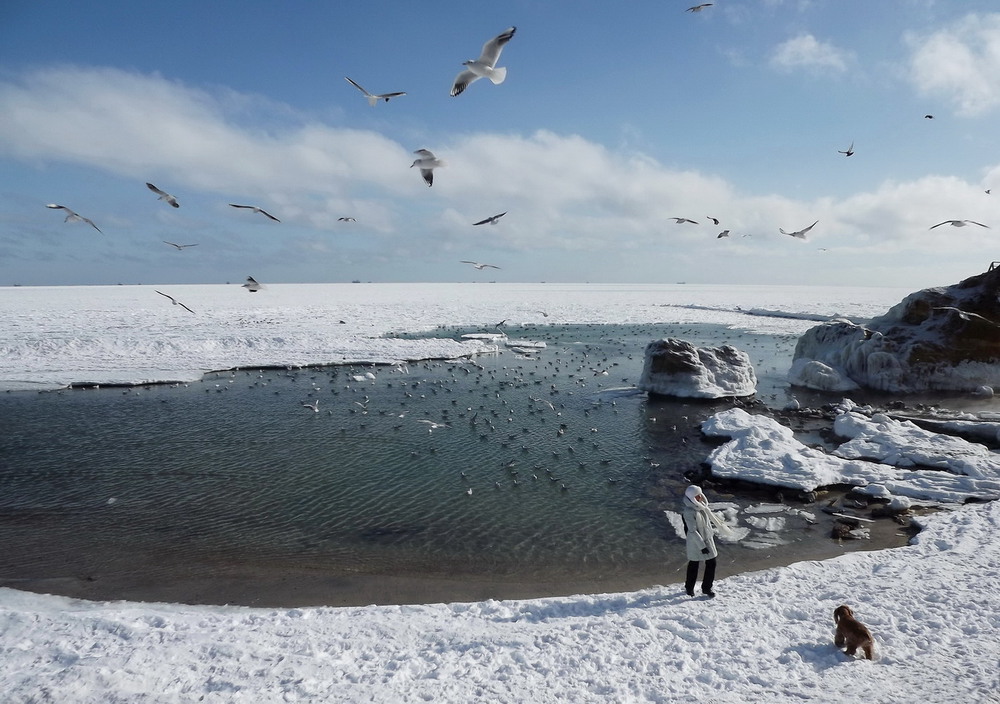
[685,557,716,595]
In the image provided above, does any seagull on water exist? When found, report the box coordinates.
[302,400,320,413]
[417,420,450,432]
[670,217,698,224]
[450,26,516,97]
[461,260,501,270]
[686,3,713,11]
[146,183,179,208]
[473,212,507,226]
[163,241,198,250]
[46,204,102,233]
[242,276,262,292]
[155,290,195,314]
[780,220,818,239]
[839,141,855,157]
[344,76,406,106]
[411,149,444,187]
[229,204,280,222]
[929,220,989,229]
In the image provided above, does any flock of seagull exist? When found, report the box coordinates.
[48,179,274,313]
[44,26,522,297]
[43,10,994,305]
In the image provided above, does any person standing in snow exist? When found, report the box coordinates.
[681,484,723,598]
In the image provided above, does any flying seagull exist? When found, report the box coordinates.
[229,204,280,222]
[461,260,501,270]
[163,241,198,250]
[155,290,195,314]
[780,220,818,239]
[839,141,855,157]
[242,276,262,292]
[670,217,698,224]
[146,182,179,208]
[932,306,999,326]
[924,114,934,119]
[473,212,507,226]
[344,76,406,106]
[717,230,730,238]
[411,149,444,187]
[338,216,357,222]
[450,26,517,97]
[45,204,102,233]
[686,3,713,11]
[929,220,989,229]
[302,400,320,413]
[707,216,720,225]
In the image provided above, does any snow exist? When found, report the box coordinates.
[3,501,998,702]
[0,282,907,390]
[703,406,1000,504]
[2,282,999,702]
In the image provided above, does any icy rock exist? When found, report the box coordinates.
[790,267,1000,393]
[638,338,756,399]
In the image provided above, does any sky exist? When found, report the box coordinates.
[3,1,1000,288]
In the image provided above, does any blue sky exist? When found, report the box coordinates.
[2,1,1000,288]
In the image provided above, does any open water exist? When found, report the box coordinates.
[0,321,915,605]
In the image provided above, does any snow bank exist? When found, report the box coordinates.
[2,500,997,702]
[791,269,1000,393]
[702,407,1000,503]
[0,282,909,390]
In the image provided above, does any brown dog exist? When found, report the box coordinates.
[834,605,875,660]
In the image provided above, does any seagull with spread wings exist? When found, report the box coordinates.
[155,290,195,314]
[839,141,855,157]
[461,260,501,270]
[163,241,198,250]
[473,212,507,226]
[929,220,989,229]
[780,220,818,239]
[686,3,713,11]
[344,76,406,106]
[146,182,180,208]
[670,217,699,224]
[450,26,516,97]
[411,149,444,187]
[46,204,102,233]
[229,204,280,222]
[242,276,262,293]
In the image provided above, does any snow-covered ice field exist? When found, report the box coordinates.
[1,282,998,703]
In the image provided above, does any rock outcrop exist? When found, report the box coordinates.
[790,266,1000,393]
[639,338,756,398]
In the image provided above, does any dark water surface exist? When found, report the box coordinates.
[0,323,917,606]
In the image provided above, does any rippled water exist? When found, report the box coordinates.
[0,322,813,602]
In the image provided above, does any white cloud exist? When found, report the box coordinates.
[769,33,851,74]
[906,13,1000,116]
[0,65,998,287]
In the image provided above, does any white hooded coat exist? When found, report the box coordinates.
[682,486,719,562]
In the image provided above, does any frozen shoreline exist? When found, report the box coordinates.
[2,282,998,701]
[0,282,909,390]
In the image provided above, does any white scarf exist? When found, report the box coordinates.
[685,486,734,538]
